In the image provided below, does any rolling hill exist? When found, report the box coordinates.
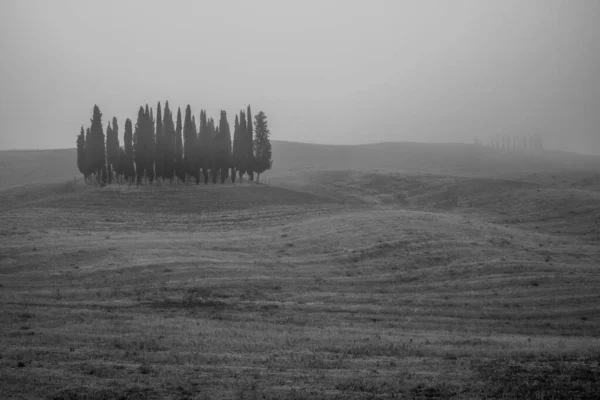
[2,141,600,398]
[2,140,599,189]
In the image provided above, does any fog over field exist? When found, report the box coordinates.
[1,0,600,154]
[2,1,600,399]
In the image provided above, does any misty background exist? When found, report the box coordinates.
[1,0,599,155]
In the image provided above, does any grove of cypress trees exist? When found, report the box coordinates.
[155,102,164,181]
[77,102,270,187]
[246,105,254,181]
[76,126,87,181]
[123,118,134,182]
[175,107,184,182]
[252,111,273,182]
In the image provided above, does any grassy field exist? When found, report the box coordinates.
[1,145,600,399]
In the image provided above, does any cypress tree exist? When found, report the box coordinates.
[85,127,91,179]
[238,110,247,181]
[163,101,175,183]
[246,105,254,181]
[106,122,113,183]
[231,115,240,183]
[252,111,273,182]
[123,118,134,183]
[106,118,120,184]
[191,115,201,183]
[183,105,196,182]
[208,118,218,184]
[218,110,232,183]
[76,126,87,181]
[117,147,126,183]
[155,101,164,181]
[134,106,146,184]
[89,105,107,183]
[175,107,184,182]
[146,105,155,183]
[198,110,211,184]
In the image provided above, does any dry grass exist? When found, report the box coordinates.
[1,165,600,398]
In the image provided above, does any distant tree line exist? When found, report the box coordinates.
[77,103,272,185]
[473,134,544,150]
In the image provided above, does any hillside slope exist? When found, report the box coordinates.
[269,140,600,180]
[0,148,78,188]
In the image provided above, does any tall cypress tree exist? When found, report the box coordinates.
[106,121,113,183]
[231,115,240,183]
[123,118,134,182]
[134,106,146,184]
[198,110,211,184]
[238,110,247,181]
[106,118,120,184]
[246,105,254,181]
[191,114,201,183]
[163,101,175,183]
[175,107,184,182]
[89,105,107,183]
[146,105,155,183]
[85,127,91,179]
[117,147,126,182]
[207,118,218,184]
[218,110,232,183]
[252,111,273,181]
[76,126,87,180]
[155,101,164,181]
[183,105,196,182]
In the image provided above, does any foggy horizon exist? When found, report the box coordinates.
[1,0,599,155]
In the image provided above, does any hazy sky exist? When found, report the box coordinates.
[1,0,599,154]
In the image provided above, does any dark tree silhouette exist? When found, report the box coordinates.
[123,118,135,182]
[207,118,218,184]
[237,110,247,181]
[133,106,146,184]
[106,119,120,184]
[88,105,107,183]
[253,111,273,181]
[85,127,91,179]
[217,110,232,183]
[76,126,87,181]
[163,101,175,183]
[246,105,254,181]
[175,107,184,182]
[231,114,241,183]
[155,102,165,181]
[145,105,155,183]
[117,147,126,182]
[198,110,212,184]
[183,105,196,183]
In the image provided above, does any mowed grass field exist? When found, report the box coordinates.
[1,145,600,399]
